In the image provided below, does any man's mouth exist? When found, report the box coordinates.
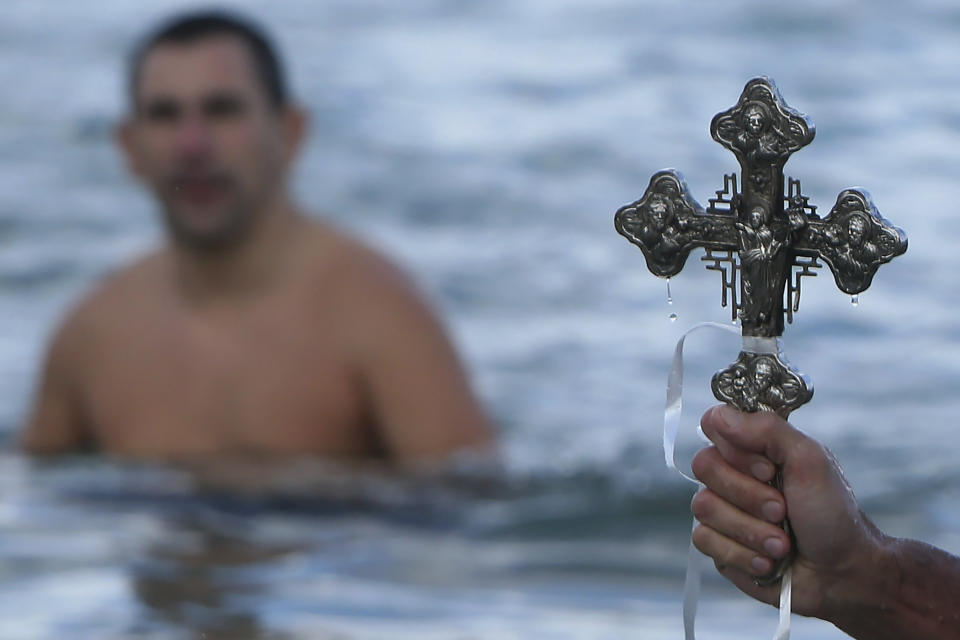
[171,174,231,207]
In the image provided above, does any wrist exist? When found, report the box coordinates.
[819,512,896,629]
[821,523,960,640]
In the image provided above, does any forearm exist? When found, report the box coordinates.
[827,532,960,640]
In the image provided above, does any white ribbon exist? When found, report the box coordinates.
[662,322,792,639]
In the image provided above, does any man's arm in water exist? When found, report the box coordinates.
[691,405,960,640]
[21,309,91,454]
[345,253,495,464]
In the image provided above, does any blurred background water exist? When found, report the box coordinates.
[2,0,959,638]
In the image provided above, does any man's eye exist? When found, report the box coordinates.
[203,95,246,119]
[143,101,180,122]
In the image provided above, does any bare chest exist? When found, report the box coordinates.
[81,310,373,458]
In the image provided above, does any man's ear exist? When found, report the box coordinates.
[114,119,144,178]
[280,105,309,168]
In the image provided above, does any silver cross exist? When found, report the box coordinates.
[614,77,907,582]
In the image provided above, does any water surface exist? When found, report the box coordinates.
[1,1,959,638]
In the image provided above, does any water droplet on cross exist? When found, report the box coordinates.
[851,295,859,307]
[666,278,673,305]
[669,312,678,322]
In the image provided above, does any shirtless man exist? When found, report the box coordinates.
[692,406,960,639]
[20,11,494,463]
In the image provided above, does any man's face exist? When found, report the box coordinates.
[121,35,292,250]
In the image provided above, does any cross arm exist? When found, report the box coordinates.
[615,170,739,278]
[793,188,907,294]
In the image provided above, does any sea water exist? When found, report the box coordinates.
[1,1,959,638]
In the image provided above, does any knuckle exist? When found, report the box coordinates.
[690,447,716,481]
[792,436,818,459]
[694,525,753,575]
[690,489,714,520]
[791,438,831,477]
[738,526,758,548]
[718,542,742,568]
[700,406,722,435]
[691,523,713,553]
[753,410,782,433]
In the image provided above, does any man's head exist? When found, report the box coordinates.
[118,10,306,251]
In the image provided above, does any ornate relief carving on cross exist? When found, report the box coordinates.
[614,77,907,583]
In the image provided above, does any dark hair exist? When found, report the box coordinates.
[128,9,289,110]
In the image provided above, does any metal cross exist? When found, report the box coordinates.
[614,77,907,582]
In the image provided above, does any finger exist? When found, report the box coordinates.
[696,422,777,483]
[691,520,784,579]
[691,487,790,555]
[691,447,785,523]
[701,404,808,467]
[714,563,781,607]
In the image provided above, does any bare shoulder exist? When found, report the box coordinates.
[295,218,494,461]
[306,220,414,283]
[47,249,177,376]
[23,250,168,453]
[297,219,433,317]
[60,249,169,342]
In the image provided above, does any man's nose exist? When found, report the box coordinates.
[174,113,212,158]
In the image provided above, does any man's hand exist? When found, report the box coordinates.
[689,406,960,639]
[689,405,885,620]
